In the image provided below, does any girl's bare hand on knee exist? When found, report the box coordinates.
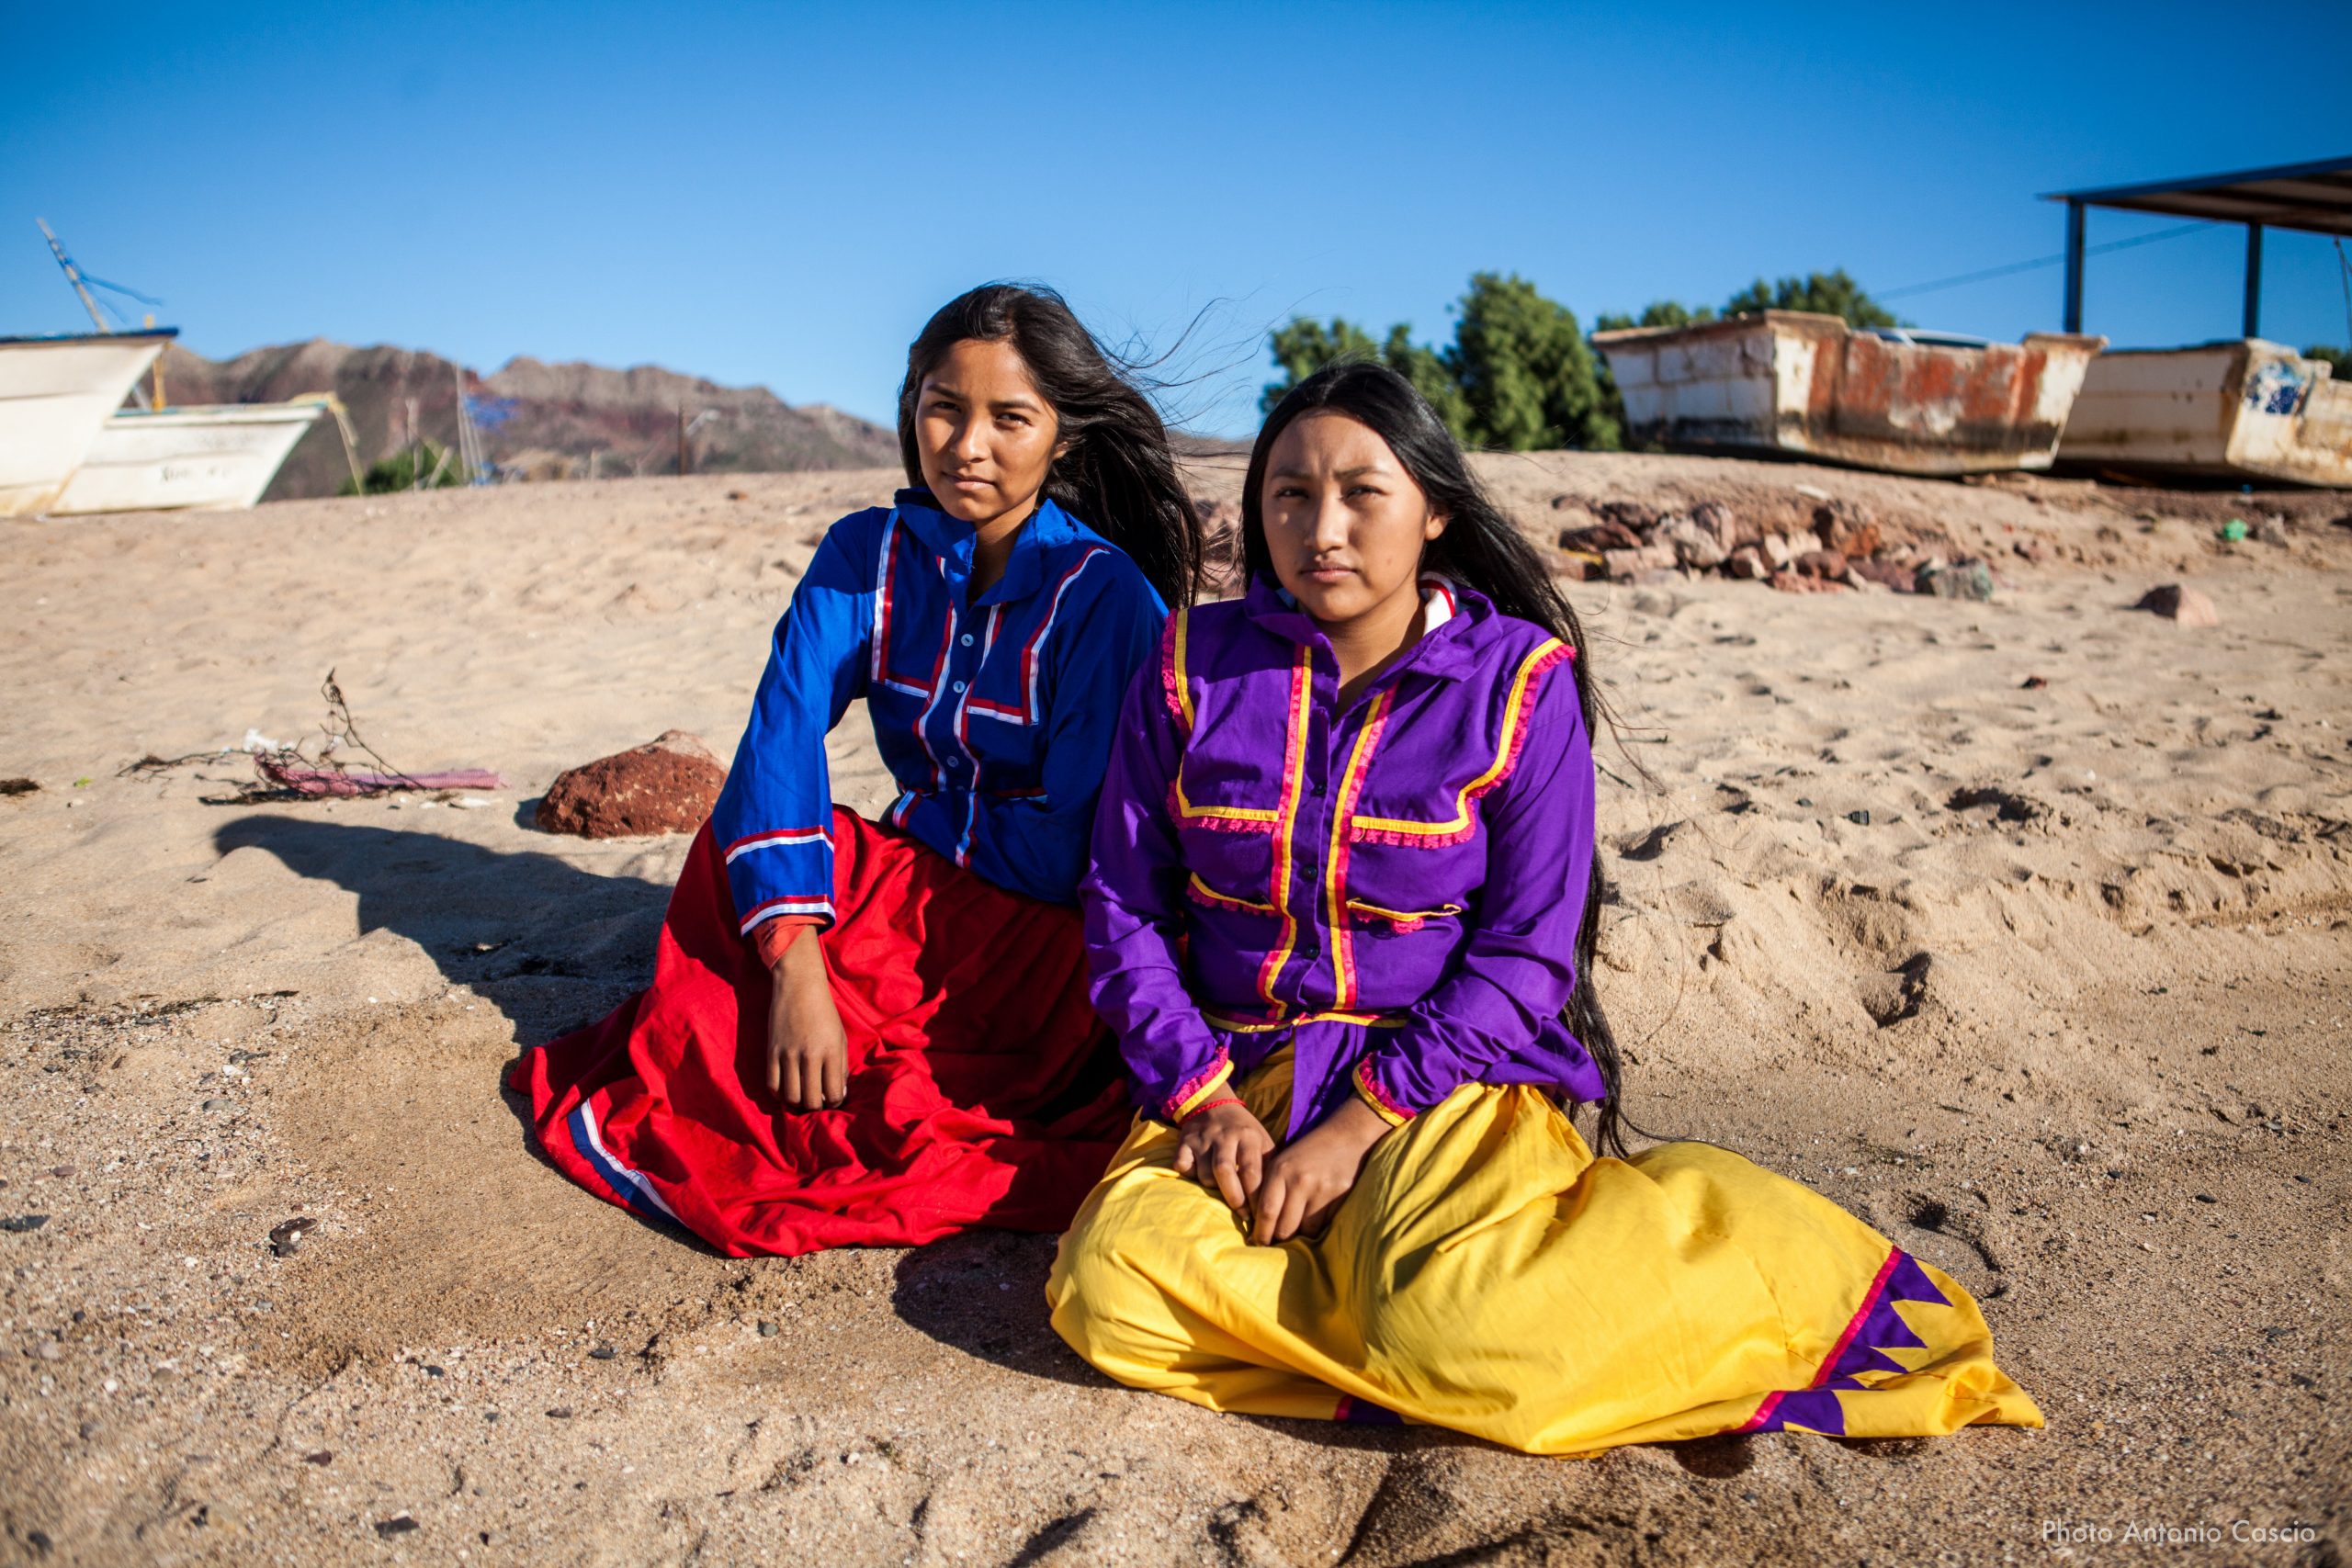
[765,936,847,1112]
[1174,1100,1273,1213]
[1250,1098,1390,1245]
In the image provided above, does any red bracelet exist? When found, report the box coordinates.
[1183,1095,1245,1122]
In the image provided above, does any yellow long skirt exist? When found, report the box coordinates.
[1046,1051,2042,1456]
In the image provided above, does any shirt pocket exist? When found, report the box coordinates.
[1336,839,1476,936]
[1176,822,1280,918]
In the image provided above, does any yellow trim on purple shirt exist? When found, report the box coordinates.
[1352,1057,1413,1126]
[1252,649,1315,1008]
[1203,1010,1405,1034]
[1168,1057,1235,1122]
[1349,637,1566,840]
[1322,688,1392,1012]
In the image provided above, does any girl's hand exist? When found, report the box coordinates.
[765,934,847,1111]
[1173,1100,1275,1213]
[1250,1097,1391,1245]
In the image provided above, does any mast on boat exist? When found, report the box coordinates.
[36,218,161,410]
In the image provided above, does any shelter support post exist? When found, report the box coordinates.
[2062,198,2086,333]
[2242,223,2263,339]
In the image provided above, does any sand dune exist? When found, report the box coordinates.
[0,460,2344,1562]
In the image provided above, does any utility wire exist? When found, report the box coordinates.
[1878,220,2218,301]
[2335,237,2350,346]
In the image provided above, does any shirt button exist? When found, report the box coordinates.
[947,756,965,768]
[959,634,975,647]
[952,680,967,694]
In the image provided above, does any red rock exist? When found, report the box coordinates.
[1811,501,1883,559]
[1560,522,1644,554]
[1768,570,1847,594]
[1811,502,1883,561]
[1595,500,1665,535]
[1725,547,1768,581]
[537,730,726,839]
[1846,557,1916,592]
[1794,548,1849,581]
[2135,584,2219,626]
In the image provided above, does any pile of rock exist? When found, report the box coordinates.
[1551,495,1996,601]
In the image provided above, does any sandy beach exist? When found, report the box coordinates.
[1,458,2346,1564]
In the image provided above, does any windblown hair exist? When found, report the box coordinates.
[1240,361,1640,1155]
[898,284,1203,608]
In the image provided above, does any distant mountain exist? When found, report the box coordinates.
[150,339,899,502]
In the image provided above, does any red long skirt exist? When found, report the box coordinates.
[505,807,1132,1257]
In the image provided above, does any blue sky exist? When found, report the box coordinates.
[5,2,2348,435]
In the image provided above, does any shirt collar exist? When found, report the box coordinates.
[1239,571,1485,682]
[892,488,1075,605]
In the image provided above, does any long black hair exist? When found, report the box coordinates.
[1241,361,1639,1156]
[899,284,1203,608]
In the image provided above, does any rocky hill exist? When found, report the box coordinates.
[151,339,899,502]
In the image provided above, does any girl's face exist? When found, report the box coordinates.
[1261,410,1447,628]
[914,337,1067,527]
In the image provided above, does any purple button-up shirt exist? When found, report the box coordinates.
[1082,573,1606,1139]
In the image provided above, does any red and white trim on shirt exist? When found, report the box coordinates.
[1419,573,1458,629]
[968,547,1108,726]
[722,825,833,864]
[909,607,957,786]
[738,894,835,936]
[870,516,946,701]
[949,605,999,867]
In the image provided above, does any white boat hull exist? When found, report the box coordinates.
[1594,312,2107,476]
[2057,340,2352,488]
[52,401,328,515]
[0,331,175,517]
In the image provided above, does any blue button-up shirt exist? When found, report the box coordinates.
[713,490,1165,934]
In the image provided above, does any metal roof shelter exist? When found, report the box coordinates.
[2041,156,2352,337]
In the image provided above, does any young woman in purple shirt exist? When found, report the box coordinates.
[1048,363,2041,1455]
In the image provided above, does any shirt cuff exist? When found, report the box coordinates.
[1351,1056,1415,1127]
[1163,1050,1234,1123]
[750,914,820,970]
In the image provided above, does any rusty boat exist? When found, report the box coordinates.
[2056,338,2350,488]
[1593,310,2107,476]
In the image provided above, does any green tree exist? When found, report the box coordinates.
[1594,299,1718,333]
[1723,268,1899,329]
[1382,324,1473,442]
[1447,272,1618,451]
[1260,315,1475,441]
[1261,317,1380,414]
[339,439,469,495]
[2304,344,2349,377]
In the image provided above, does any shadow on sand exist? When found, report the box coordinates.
[209,811,726,1251]
[210,812,671,1044]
